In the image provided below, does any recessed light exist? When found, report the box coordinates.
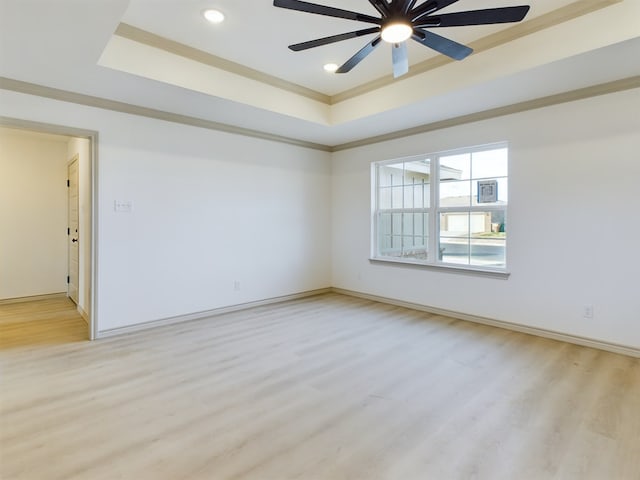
[203,9,225,24]
[323,63,338,73]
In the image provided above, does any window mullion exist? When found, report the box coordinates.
[401,163,405,256]
[373,165,380,258]
[431,154,438,264]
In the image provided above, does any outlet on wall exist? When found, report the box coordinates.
[583,305,594,319]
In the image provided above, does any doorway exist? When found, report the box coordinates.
[0,117,98,339]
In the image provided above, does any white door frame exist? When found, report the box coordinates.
[67,155,80,305]
[0,116,99,340]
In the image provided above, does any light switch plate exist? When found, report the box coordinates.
[114,200,133,213]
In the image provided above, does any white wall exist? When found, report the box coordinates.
[332,88,640,350]
[67,136,91,315]
[0,127,69,299]
[98,122,332,330]
[0,90,332,332]
[3,87,638,350]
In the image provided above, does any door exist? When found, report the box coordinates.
[67,157,79,304]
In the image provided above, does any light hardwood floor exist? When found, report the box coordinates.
[1,294,639,480]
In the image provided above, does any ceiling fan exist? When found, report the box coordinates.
[273,0,531,78]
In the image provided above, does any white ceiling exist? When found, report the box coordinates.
[1,0,639,147]
[120,0,572,96]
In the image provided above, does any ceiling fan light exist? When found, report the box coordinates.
[381,22,412,44]
[203,9,225,24]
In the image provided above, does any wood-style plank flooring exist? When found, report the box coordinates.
[1,293,639,480]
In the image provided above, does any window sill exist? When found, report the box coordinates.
[369,257,510,279]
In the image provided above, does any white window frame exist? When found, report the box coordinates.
[371,142,509,277]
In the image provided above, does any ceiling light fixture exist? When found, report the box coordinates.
[323,63,338,73]
[203,9,225,24]
[274,0,531,79]
[381,22,412,44]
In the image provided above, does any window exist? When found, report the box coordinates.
[373,143,508,272]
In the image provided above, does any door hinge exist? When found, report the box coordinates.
[67,179,70,187]
[67,227,70,235]
[67,275,70,284]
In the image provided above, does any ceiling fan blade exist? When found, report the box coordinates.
[289,27,380,51]
[336,36,383,73]
[403,0,419,14]
[391,42,409,78]
[411,0,459,22]
[273,0,381,25]
[412,29,472,60]
[368,0,390,17]
[423,6,531,28]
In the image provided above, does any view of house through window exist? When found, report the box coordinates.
[373,144,508,270]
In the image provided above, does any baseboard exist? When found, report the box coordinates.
[0,292,67,305]
[96,288,332,339]
[94,285,640,358]
[77,305,90,324]
[332,288,640,359]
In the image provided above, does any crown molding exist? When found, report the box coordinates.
[0,77,331,152]
[331,76,640,151]
[2,75,638,153]
[114,23,331,105]
[331,0,623,104]
[114,0,622,107]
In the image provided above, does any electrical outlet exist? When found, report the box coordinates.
[583,305,594,319]
[233,280,241,291]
